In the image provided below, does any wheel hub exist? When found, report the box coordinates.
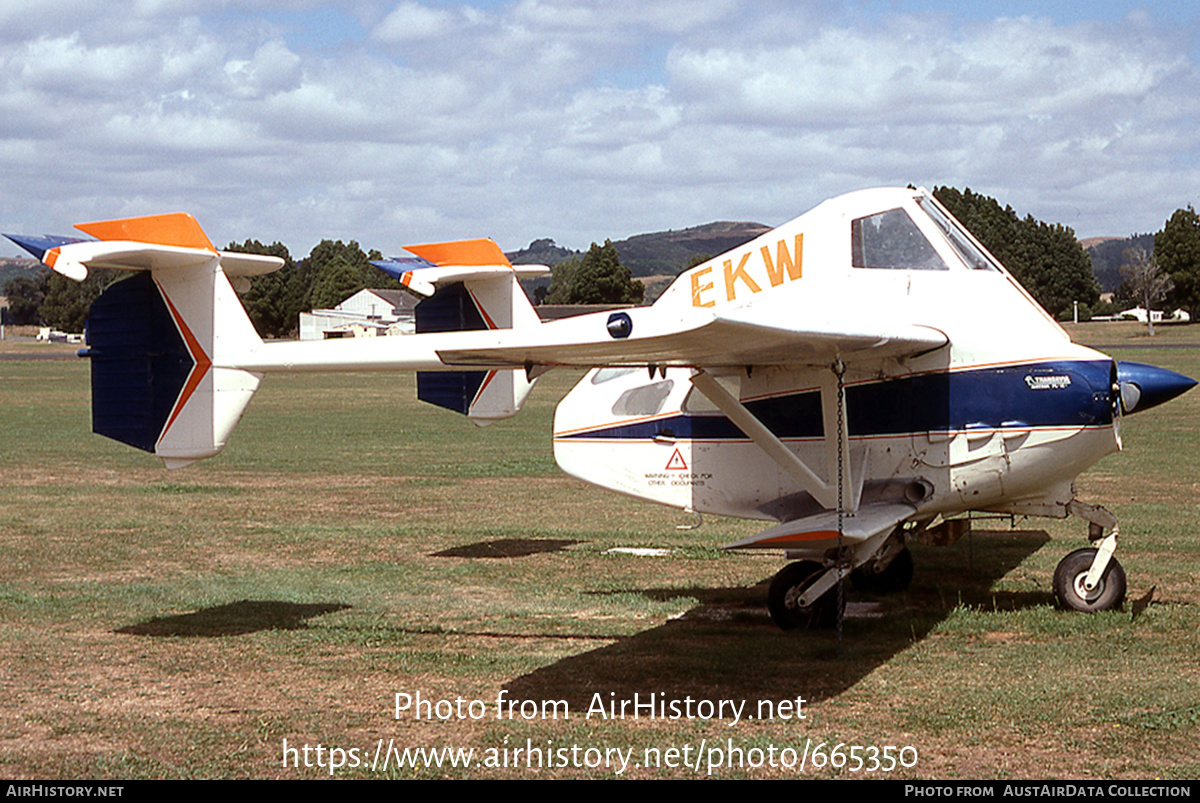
[1072,571,1103,603]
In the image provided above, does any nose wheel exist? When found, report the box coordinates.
[1052,548,1126,612]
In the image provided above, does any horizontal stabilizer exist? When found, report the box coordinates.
[372,257,549,298]
[372,237,546,298]
[17,212,270,468]
[725,502,915,550]
[405,238,510,267]
[6,213,283,282]
[371,256,438,294]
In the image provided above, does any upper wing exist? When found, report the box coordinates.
[438,295,947,369]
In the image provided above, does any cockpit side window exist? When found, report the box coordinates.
[851,208,949,271]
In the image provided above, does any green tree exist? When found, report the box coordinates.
[228,238,395,337]
[39,269,117,333]
[545,256,579,304]
[300,239,391,311]
[1154,205,1200,321]
[2,271,49,325]
[225,239,297,338]
[309,256,362,310]
[565,240,644,304]
[933,187,1099,318]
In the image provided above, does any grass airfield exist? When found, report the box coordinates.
[1,321,1198,779]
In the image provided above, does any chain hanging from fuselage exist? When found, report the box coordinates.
[835,358,846,654]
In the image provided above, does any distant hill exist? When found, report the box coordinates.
[507,220,771,278]
[1084,234,1155,293]
[1078,237,1121,250]
[505,238,577,267]
[610,221,773,277]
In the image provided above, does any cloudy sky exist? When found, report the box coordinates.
[2,1,1199,258]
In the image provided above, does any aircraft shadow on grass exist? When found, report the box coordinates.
[432,538,582,559]
[502,530,1050,708]
[111,539,577,638]
[115,600,351,637]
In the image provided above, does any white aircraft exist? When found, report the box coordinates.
[9,187,1195,629]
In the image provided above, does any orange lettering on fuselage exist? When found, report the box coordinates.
[691,266,715,308]
[762,233,803,287]
[690,233,803,307]
[723,252,761,301]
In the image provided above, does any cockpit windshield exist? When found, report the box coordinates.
[916,194,1001,272]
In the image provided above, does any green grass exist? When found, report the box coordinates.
[1,340,1199,779]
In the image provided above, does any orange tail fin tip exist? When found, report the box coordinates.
[74,212,215,252]
[404,238,510,268]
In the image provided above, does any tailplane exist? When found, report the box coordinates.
[373,238,548,426]
[7,213,281,468]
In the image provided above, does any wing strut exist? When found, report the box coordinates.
[688,367,866,512]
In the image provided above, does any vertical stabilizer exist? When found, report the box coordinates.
[376,239,546,426]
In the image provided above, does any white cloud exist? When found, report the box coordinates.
[373,2,458,42]
[13,34,157,94]
[653,13,1200,236]
[224,39,302,99]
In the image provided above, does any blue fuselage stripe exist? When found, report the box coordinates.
[559,361,1115,441]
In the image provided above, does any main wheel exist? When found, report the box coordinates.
[1052,548,1126,612]
[850,548,914,594]
[768,561,844,631]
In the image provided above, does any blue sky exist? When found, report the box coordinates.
[2,1,1199,257]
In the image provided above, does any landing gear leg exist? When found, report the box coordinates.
[768,561,844,630]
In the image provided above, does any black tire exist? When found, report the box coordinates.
[850,548,914,594]
[1052,548,1126,612]
[768,561,844,630]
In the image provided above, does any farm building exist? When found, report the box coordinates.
[299,288,418,341]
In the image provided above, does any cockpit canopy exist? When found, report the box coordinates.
[851,193,1002,273]
[656,186,1012,312]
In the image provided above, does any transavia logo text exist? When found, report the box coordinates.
[1025,375,1072,390]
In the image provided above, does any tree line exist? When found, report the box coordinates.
[6,188,1200,336]
[933,187,1099,319]
[934,187,1200,323]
